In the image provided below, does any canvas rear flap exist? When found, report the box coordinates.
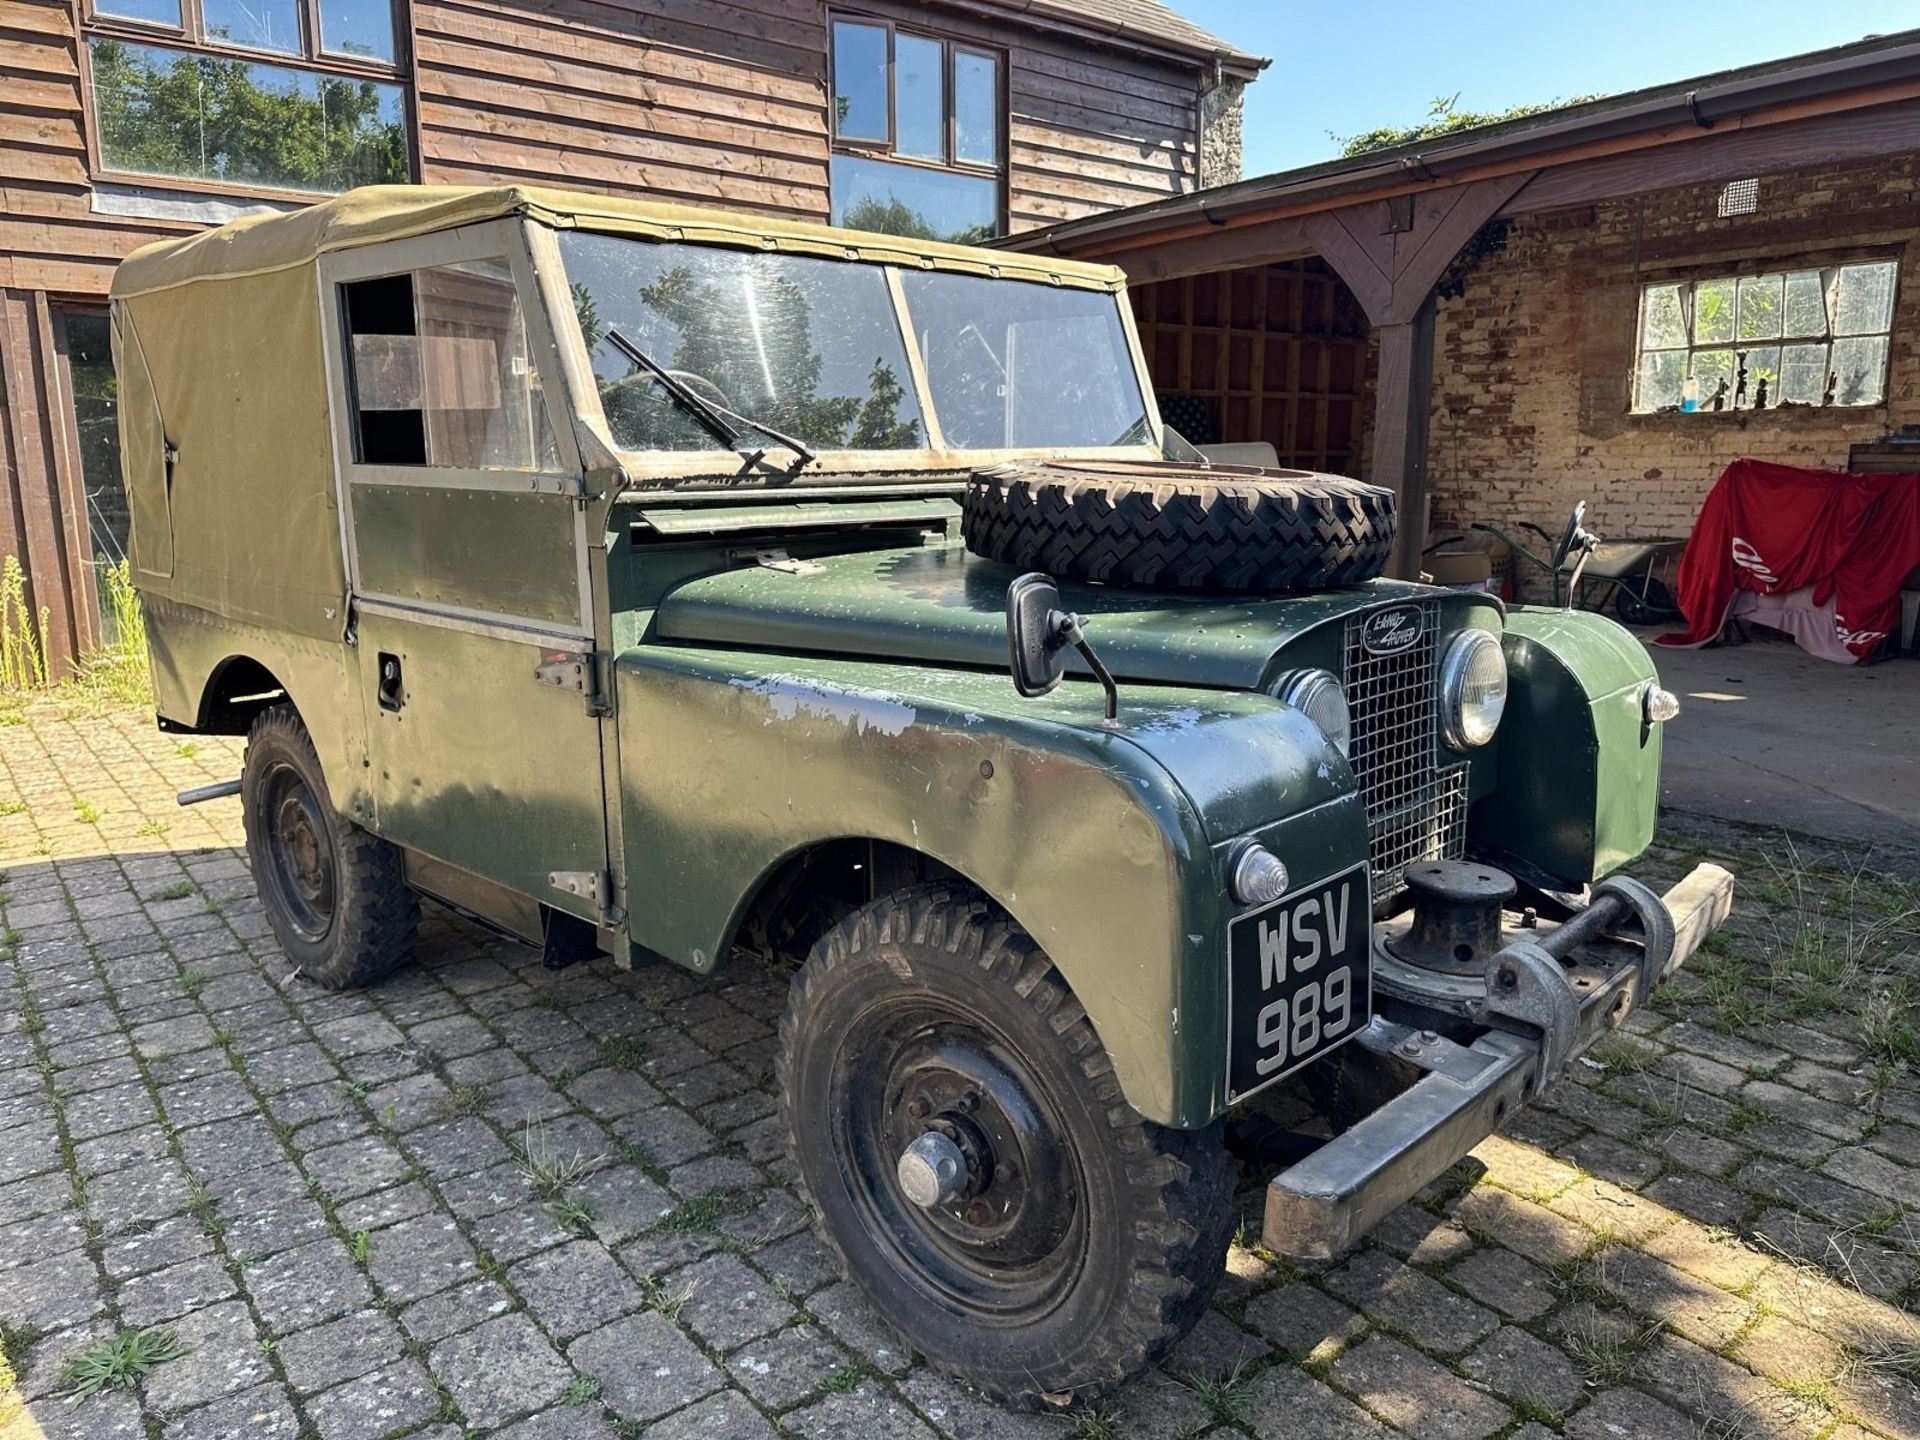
[115,265,345,640]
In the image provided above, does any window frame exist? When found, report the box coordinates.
[827,10,1007,234]
[1629,254,1900,416]
[79,0,415,203]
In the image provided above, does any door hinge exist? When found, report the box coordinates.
[548,869,609,907]
[534,650,611,717]
[747,547,824,575]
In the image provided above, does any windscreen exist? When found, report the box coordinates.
[558,232,926,453]
[900,269,1150,450]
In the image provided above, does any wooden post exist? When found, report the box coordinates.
[1372,299,1436,580]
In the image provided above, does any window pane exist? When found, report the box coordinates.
[320,0,397,62]
[1692,278,1735,344]
[1634,349,1684,412]
[1832,261,1897,336]
[831,153,998,243]
[417,262,559,470]
[903,270,1149,450]
[1831,335,1889,405]
[202,0,301,53]
[95,0,182,26]
[954,51,998,166]
[89,40,408,192]
[1735,274,1782,341]
[61,313,136,640]
[1690,349,1733,410]
[895,34,944,161]
[1779,343,1827,405]
[557,232,925,454]
[1784,271,1826,338]
[1639,284,1684,350]
[832,21,888,142]
[1736,346,1779,408]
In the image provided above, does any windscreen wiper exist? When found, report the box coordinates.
[605,328,817,477]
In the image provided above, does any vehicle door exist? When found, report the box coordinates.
[319,220,610,923]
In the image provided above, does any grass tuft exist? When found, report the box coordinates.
[58,1328,190,1402]
[515,1118,607,1199]
[597,1035,648,1072]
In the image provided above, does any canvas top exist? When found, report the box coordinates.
[110,184,1127,299]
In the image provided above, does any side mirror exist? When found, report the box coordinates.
[1551,500,1599,569]
[1006,573,1069,697]
[1005,573,1121,722]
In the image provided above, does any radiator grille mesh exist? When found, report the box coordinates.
[1343,603,1469,901]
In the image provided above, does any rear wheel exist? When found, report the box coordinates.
[242,705,417,989]
[1612,577,1680,626]
[778,884,1235,1406]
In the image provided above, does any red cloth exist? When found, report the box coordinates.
[1657,458,1920,661]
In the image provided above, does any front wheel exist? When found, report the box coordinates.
[777,884,1235,1406]
[241,705,417,989]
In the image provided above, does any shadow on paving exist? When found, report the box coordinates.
[0,706,1917,1439]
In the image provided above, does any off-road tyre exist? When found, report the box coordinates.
[963,459,1397,591]
[777,883,1236,1407]
[241,704,417,989]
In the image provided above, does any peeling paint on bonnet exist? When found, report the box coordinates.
[728,674,917,737]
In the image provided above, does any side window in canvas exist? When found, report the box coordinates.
[342,260,561,470]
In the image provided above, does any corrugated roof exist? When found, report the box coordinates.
[988,0,1267,71]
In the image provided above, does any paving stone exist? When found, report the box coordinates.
[0,1249,104,1331]
[1451,1187,1592,1267]
[404,1115,513,1180]
[99,1213,215,1281]
[335,1179,437,1232]
[1822,1141,1920,1208]
[162,1381,301,1439]
[511,1240,647,1341]
[571,1164,676,1244]
[1546,1175,1674,1242]
[1243,1281,1367,1360]
[1745,1206,1917,1298]
[365,1212,478,1302]
[1635,1332,1826,1437]
[1329,1334,1511,1440]
[1732,1313,1847,1388]
[1733,1156,1887,1228]
[63,1080,160,1140]
[727,1322,861,1408]
[1563,1387,1694,1439]
[612,1106,721,1167]
[246,1236,373,1333]
[491,1410,624,1440]
[306,1358,441,1440]
[666,1153,765,1198]
[1641,1168,1751,1229]
[1104,1370,1215,1435]
[299,1131,412,1201]
[118,1254,237,1325]
[1661,1021,1791,1073]
[784,1384,939,1440]
[1444,1246,1556,1321]
[806,1279,915,1374]
[901,1370,1073,1440]
[1324,1245,1499,1354]
[1593,1243,1753,1348]
[399,1276,517,1345]
[470,1202,575,1265]
[1558,1130,1664,1189]
[1458,1325,1584,1416]
[142,1300,272,1415]
[1370,1204,1476,1266]
[1835,1365,1920,1440]
[432,1311,574,1428]
[1465,1132,1582,1198]
[1651,1048,1747,1094]
[1743,1080,1871,1141]
[671,1251,797,1350]
[1639,1215,1773,1290]
[85,1156,197,1234]
[569,1311,724,1424]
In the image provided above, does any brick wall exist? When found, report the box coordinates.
[1423,154,1920,548]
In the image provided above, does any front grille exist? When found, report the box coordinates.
[1343,602,1469,903]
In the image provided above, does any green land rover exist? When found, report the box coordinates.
[112,184,1732,1407]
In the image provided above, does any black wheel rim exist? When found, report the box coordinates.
[258,761,336,944]
[830,1000,1087,1324]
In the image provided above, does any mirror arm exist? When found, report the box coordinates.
[1056,613,1119,723]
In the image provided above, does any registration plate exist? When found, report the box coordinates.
[1226,863,1372,1103]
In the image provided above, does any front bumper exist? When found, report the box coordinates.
[1262,861,1734,1262]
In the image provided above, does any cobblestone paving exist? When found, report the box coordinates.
[2,699,1918,1440]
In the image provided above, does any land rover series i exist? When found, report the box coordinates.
[112,185,1732,1406]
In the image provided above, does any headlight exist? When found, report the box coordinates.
[1440,630,1507,748]
[1273,669,1350,755]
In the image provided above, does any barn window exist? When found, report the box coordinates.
[1632,259,1898,413]
[829,15,1004,244]
[84,0,408,195]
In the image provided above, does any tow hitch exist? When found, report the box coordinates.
[1263,861,1734,1262]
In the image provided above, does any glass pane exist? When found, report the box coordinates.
[557,232,925,454]
[95,0,182,26]
[320,0,397,62]
[831,153,998,244]
[1633,349,1684,412]
[1831,335,1889,405]
[1639,285,1685,350]
[1690,349,1734,411]
[953,50,998,166]
[1735,274,1783,341]
[895,34,944,161]
[1832,261,1897,336]
[202,0,301,53]
[1692,278,1735,344]
[902,270,1150,450]
[1735,346,1779,409]
[416,262,559,470]
[89,40,408,192]
[832,21,888,142]
[1779,343,1826,406]
[1784,271,1826,338]
[61,314,135,641]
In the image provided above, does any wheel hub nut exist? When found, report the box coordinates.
[896,1130,967,1209]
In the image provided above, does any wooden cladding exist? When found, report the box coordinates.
[1131,261,1372,476]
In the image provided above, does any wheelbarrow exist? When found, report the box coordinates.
[1471,507,1684,625]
